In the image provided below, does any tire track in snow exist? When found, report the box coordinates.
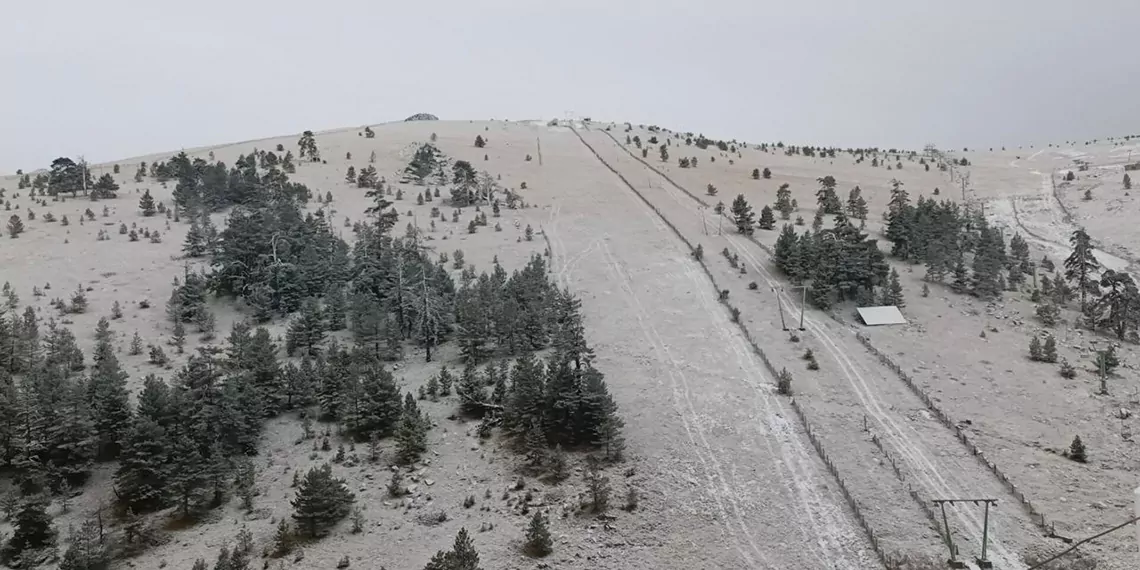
[572,126,873,569]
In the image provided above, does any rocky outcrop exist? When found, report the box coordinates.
[404,113,438,122]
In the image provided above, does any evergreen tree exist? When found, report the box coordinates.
[1,494,55,564]
[757,205,776,230]
[730,194,755,235]
[882,268,905,307]
[324,285,347,331]
[774,183,793,219]
[298,131,319,162]
[286,298,327,356]
[7,215,24,238]
[139,189,156,216]
[1089,270,1140,340]
[423,528,483,570]
[1065,228,1100,311]
[773,224,797,274]
[1028,335,1043,361]
[292,463,355,538]
[523,512,553,557]
[751,168,760,180]
[457,360,486,415]
[89,325,132,459]
[91,173,119,199]
[345,166,356,184]
[846,186,868,220]
[762,167,771,179]
[183,218,205,257]
[1042,335,1058,363]
[659,144,668,162]
[815,176,842,214]
[341,367,402,440]
[1068,435,1087,463]
[395,394,428,464]
[58,519,109,570]
[1125,173,1132,190]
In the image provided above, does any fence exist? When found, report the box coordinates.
[790,398,910,570]
[573,126,909,569]
[854,332,1060,537]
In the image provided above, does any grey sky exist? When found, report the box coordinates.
[4,0,1139,173]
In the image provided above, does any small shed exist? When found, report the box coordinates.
[856,306,907,326]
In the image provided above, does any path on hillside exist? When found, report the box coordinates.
[579,126,1047,570]
[990,150,1139,281]
[544,127,877,569]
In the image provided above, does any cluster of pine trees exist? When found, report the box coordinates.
[771,214,895,309]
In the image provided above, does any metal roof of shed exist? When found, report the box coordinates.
[856,306,907,326]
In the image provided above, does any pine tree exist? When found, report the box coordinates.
[1068,435,1087,463]
[89,326,132,459]
[342,367,402,440]
[1028,335,1043,361]
[395,395,428,464]
[183,218,205,257]
[846,186,868,220]
[730,194,755,235]
[58,519,108,570]
[757,205,776,230]
[292,463,355,538]
[1042,335,1058,363]
[7,215,24,238]
[523,512,553,557]
[474,135,486,148]
[762,167,771,179]
[172,318,186,354]
[286,299,327,356]
[139,189,156,216]
[1125,173,1132,190]
[1065,228,1100,312]
[1090,270,1140,340]
[1,494,55,564]
[345,166,356,184]
[457,360,486,415]
[883,269,905,307]
[584,457,610,513]
[424,528,483,570]
[815,176,842,214]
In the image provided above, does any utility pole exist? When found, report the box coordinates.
[777,286,808,331]
[933,498,998,569]
[773,287,788,331]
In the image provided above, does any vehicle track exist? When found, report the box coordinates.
[568,126,876,569]
[585,126,1038,569]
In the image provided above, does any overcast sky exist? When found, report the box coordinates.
[3,0,1139,173]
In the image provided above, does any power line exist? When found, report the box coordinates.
[1027,514,1140,569]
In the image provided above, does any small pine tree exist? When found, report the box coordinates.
[1059,358,1076,379]
[1125,173,1132,190]
[139,190,156,216]
[1068,435,1087,463]
[751,168,760,180]
[757,205,776,230]
[129,331,143,355]
[7,215,24,238]
[474,135,486,148]
[1042,335,1058,363]
[172,318,186,354]
[1028,335,1043,361]
[523,511,553,557]
[584,457,610,513]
